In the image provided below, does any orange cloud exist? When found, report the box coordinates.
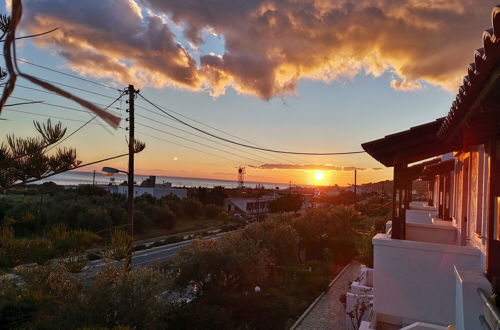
[248,164,383,171]
[20,0,497,99]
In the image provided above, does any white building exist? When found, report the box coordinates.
[101,183,187,200]
[224,195,277,215]
[348,6,500,330]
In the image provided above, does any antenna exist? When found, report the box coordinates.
[238,166,245,188]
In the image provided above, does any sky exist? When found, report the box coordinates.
[0,0,496,186]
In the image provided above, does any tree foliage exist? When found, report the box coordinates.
[0,120,80,188]
[268,193,303,213]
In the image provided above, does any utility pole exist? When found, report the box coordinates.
[354,168,357,208]
[126,84,136,270]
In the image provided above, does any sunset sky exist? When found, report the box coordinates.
[0,0,496,186]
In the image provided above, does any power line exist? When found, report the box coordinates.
[46,92,125,152]
[14,153,130,187]
[134,99,306,165]
[3,108,107,124]
[9,90,303,167]
[135,130,243,165]
[135,112,289,165]
[3,54,119,91]
[136,121,264,164]
[134,130,304,179]
[11,56,353,160]
[9,95,122,116]
[38,77,117,100]
[13,85,123,109]
[137,92,366,156]
[3,108,263,168]
[0,27,59,42]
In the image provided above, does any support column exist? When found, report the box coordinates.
[392,160,407,239]
[428,180,434,206]
[486,138,500,281]
[438,175,444,218]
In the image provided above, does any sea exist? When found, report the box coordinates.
[38,171,291,190]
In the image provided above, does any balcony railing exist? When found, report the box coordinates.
[478,288,500,330]
[373,233,482,326]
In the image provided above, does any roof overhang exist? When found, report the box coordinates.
[438,6,500,143]
[362,118,459,167]
[422,159,455,177]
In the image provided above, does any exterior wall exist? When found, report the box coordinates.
[451,148,488,268]
[373,233,482,326]
[152,187,187,199]
[406,222,457,245]
[432,177,439,211]
[101,185,187,199]
[224,197,274,215]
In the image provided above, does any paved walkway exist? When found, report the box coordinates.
[292,261,362,330]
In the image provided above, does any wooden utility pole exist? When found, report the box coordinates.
[354,168,357,208]
[126,84,136,270]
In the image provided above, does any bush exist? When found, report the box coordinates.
[203,204,223,219]
[142,205,176,229]
[181,199,203,219]
[217,211,231,222]
[133,210,153,234]
[76,207,113,232]
[165,236,183,244]
[0,265,171,329]
[23,238,54,265]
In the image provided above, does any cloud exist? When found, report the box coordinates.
[19,0,497,99]
[21,0,199,90]
[249,164,382,171]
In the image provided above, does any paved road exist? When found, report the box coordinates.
[84,231,233,277]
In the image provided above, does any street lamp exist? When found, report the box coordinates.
[102,166,134,270]
[102,166,127,175]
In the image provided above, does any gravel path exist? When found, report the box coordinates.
[292,261,362,330]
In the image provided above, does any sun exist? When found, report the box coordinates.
[314,170,325,182]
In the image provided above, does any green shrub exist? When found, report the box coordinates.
[24,238,54,265]
[76,207,113,232]
[133,210,153,234]
[181,199,203,219]
[165,236,183,244]
[203,204,223,219]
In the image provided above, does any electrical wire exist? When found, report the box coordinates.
[11,153,130,188]
[136,121,264,164]
[134,99,306,165]
[137,92,366,156]
[135,130,243,164]
[3,54,119,91]
[135,112,290,165]
[9,95,121,116]
[38,77,117,100]
[4,108,105,124]
[46,92,125,152]
[12,57,352,162]
[3,108,262,167]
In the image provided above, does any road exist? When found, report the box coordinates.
[84,231,233,277]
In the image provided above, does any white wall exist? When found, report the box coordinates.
[101,185,187,199]
[406,223,457,245]
[373,233,482,326]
